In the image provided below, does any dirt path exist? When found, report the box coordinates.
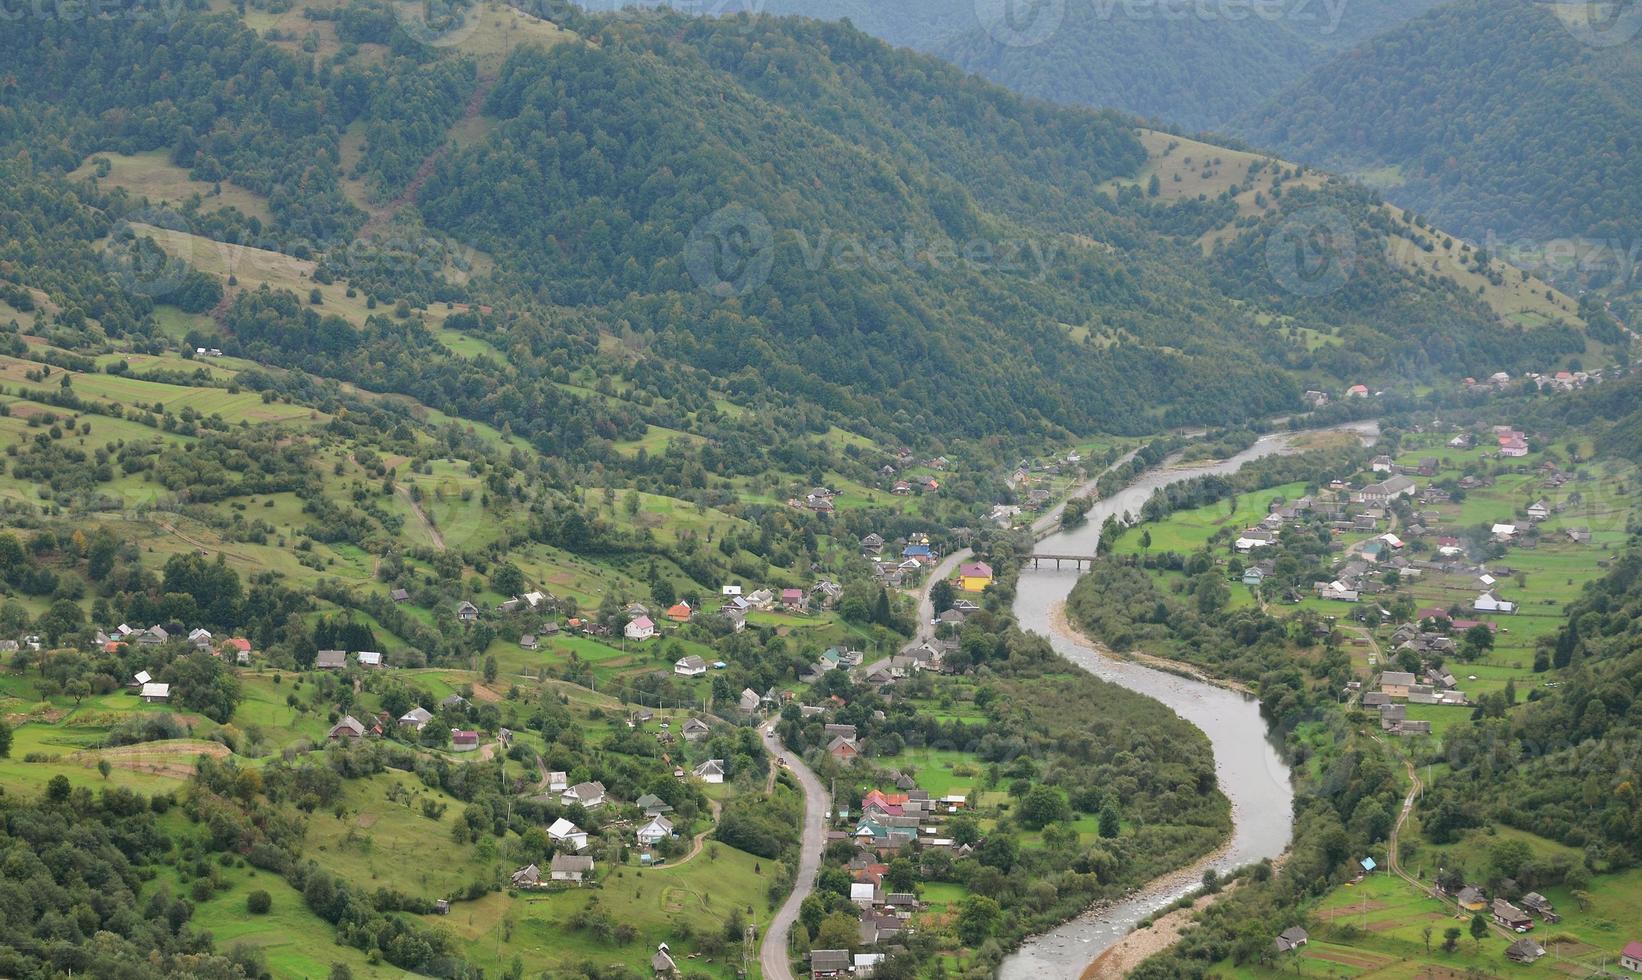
[360,78,494,237]
[397,485,445,551]
[653,799,722,870]
[155,519,255,565]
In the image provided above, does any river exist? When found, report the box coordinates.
[999,422,1379,978]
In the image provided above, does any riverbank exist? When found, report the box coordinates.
[1047,600,1255,697]
[1078,887,1228,980]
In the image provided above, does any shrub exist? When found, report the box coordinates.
[247,889,272,914]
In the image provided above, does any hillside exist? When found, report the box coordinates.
[1242,0,1642,274]
[756,0,1441,130]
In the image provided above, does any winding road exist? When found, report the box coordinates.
[757,719,827,980]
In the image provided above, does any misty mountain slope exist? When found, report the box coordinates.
[1241,0,1642,247]
[750,0,1442,130]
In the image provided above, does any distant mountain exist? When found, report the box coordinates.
[1242,0,1642,254]
[750,0,1440,130]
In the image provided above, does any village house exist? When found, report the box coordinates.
[1371,455,1394,473]
[140,681,171,704]
[356,650,382,668]
[1527,499,1550,521]
[958,561,994,591]
[781,588,808,612]
[1521,892,1560,922]
[451,729,480,752]
[809,949,851,979]
[636,815,674,847]
[390,588,410,603]
[692,759,725,784]
[682,718,711,742]
[547,817,588,851]
[315,649,346,670]
[1506,939,1545,964]
[1475,591,1516,614]
[665,602,692,623]
[1355,475,1417,505]
[1235,528,1277,553]
[1456,886,1488,911]
[626,615,656,641]
[828,735,860,763]
[1274,927,1309,954]
[1620,940,1642,973]
[637,793,674,816]
[547,770,568,792]
[651,943,678,977]
[738,687,761,716]
[562,781,607,809]
[1492,897,1534,932]
[549,853,594,884]
[860,533,885,555]
[519,634,538,650]
[812,580,844,609]
[328,715,366,740]
[673,654,707,677]
[1379,671,1417,698]
[510,864,544,889]
[457,601,478,622]
[398,706,433,731]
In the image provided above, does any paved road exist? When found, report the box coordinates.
[758,720,828,980]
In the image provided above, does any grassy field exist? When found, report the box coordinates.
[71,149,274,224]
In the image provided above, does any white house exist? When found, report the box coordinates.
[357,650,383,668]
[561,781,606,809]
[1492,523,1518,539]
[1371,455,1394,473]
[692,759,725,784]
[547,771,569,792]
[636,815,674,847]
[547,817,588,851]
[1235,529,1276,553]
[140,681,170,703]
[1475,591,1516,614]
[549,853,594,883]
[850,882,878,909]
[625,616,655,641]
[674,655,707,677]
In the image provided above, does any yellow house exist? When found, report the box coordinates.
[959,561,994,592]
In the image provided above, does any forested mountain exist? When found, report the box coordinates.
[1242,0,1642,253]
[751,0,1440,130]
[0,4,1599,455]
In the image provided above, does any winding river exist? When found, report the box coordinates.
[999,422,1379,978]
